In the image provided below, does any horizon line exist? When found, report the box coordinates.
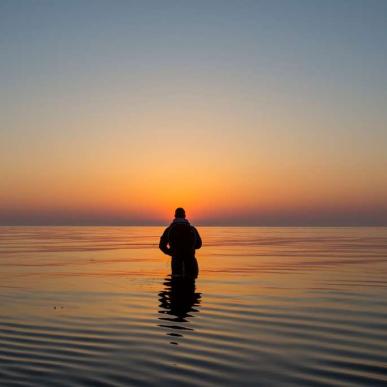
[1,223,386,228]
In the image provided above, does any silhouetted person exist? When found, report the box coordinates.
[159,208,202,278]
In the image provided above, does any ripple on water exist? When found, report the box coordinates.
[0,227,387,386]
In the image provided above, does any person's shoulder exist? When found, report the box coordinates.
[162,224,173,234]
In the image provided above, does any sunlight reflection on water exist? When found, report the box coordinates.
[0,226,387,386]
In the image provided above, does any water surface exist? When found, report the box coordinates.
[0,226,386,386]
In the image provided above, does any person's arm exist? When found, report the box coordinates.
[159,227,172,256]
[193,227,202,250]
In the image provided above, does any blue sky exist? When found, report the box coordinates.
[1,1,386,225]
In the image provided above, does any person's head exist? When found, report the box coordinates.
[174,207,186,219]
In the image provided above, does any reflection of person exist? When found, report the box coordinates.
[158,276,201,324]
[158,275,202,343]
[159,208,202,278]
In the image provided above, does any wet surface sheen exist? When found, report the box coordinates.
[0,226,387,386]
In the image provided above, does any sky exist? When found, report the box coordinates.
[1,0,386,226]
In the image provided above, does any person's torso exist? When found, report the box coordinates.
[168,222,196,258]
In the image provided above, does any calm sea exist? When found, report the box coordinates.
[0,226,386,386]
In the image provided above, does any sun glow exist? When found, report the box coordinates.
[1,1,387,225]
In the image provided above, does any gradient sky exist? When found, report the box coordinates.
[1,0,387,225]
